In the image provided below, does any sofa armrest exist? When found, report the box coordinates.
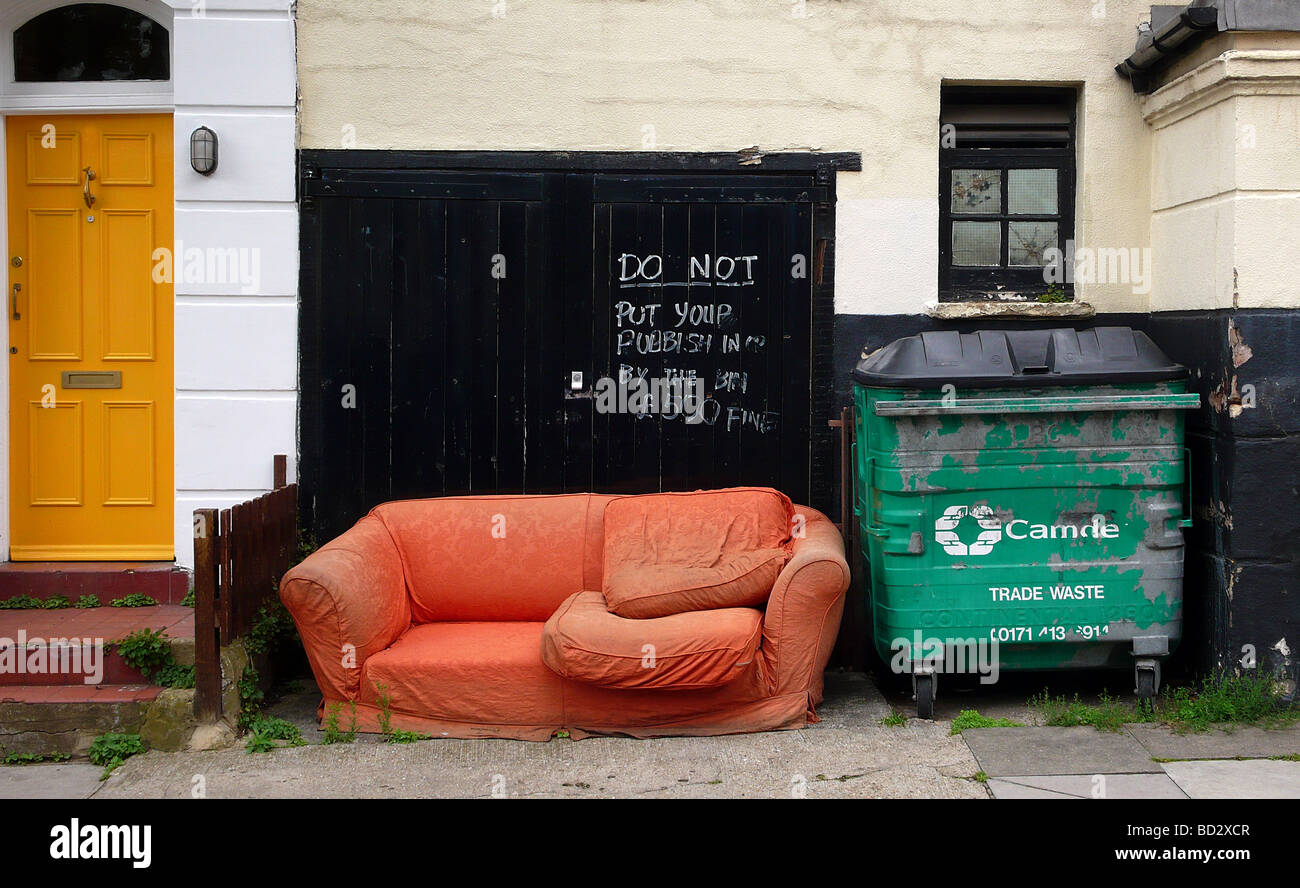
[279,513,411,702]
[760,507,850,698]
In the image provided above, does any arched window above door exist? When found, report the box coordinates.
[14,3,169,82]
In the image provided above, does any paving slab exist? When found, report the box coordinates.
[0,763,103,799]
[963,726,1163,777]
[988,773,1187,799]
[1162,759,1300,799]
[1128,723,1300,761]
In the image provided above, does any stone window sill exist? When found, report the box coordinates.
[925,300,1097,320]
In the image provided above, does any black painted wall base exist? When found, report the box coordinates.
[831,308,1299,696]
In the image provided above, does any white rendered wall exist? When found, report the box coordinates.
[171,0,298,568]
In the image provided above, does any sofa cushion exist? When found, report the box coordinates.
[601,487,794,618]
[361,622,565,726]
[541,590,763,690]
[372,494,614,622]
[604,548,789,619]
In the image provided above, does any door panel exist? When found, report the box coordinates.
[7,114,173,560]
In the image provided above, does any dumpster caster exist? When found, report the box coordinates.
[1134,658,1161,701]
[914,672,936,720]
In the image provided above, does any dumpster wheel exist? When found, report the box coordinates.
[1134,658,1161,702]
[914,673,935,719]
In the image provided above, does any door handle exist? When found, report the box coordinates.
[82,166,96,209]
[10,283,19,320]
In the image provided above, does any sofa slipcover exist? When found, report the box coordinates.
[280,489,849,740]
[540,590,763,690]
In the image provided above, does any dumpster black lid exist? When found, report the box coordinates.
[852,327,1189,388]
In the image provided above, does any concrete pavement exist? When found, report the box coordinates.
[964,723,1300,799]
[1,671,1296,799]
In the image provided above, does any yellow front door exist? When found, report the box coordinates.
[7,114,173,560]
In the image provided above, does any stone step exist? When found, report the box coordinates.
[0,685,163,758]
[0,562,189,606]
[0,606,193,686]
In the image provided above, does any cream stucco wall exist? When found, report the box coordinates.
[297,0,1157,315]
[1144,43,1300,312]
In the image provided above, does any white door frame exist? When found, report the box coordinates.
[0,0,176,562]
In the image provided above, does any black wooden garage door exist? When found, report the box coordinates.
[299,159,828,542]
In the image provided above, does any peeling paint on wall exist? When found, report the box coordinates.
[1228,318,1253,367]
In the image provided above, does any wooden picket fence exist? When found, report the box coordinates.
[193,454,298,721]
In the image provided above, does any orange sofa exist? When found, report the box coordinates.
[279,488,849,740]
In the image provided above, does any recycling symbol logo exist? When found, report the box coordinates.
[934,505,1003,556]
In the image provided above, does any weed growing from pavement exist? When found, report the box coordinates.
[1162,671,1299,732]
[373,681,430,742]
[89,733,145,780]
[973,771,989,783]
[322,701,358,744]
[881,710,907,727]
[387,730,431,744]
[74,594,99,609]
[1030,690,1138,732]
[1030,672,1298,734]
[245,715,306,754]
[374,682,393,735]
[949,709,1024,735]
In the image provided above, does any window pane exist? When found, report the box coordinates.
[952,222,1001,266]
[1008,221,1059,266]
[1008,169,1058,215]
[951,170,1002,215]
[14,4,169,82]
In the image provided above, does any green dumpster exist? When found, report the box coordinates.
[852,327,1198,717]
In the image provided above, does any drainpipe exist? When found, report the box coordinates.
[1115,4,1220,94]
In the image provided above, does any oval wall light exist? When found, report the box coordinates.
[190,126,218,175]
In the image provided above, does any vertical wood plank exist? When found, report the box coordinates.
[468,200,501,491]
[218,507,233,645]
[193,508,221,721]
[561,172,595,492]
[496,200,527,493]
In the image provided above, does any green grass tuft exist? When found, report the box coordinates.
[949,709,1024,735]
[1161,671,1298,733]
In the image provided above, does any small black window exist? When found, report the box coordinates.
[939,87,1076,301]
[14,3,169,82]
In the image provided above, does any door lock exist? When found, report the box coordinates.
[10,256,21,268]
